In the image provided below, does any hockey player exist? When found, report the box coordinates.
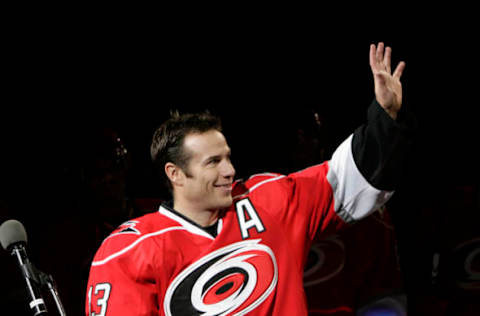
[85,42,415,315]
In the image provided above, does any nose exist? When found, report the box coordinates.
[221,159,236,179]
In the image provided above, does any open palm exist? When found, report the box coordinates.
[369,42,406,120]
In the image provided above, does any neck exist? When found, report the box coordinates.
[173,200,219,227]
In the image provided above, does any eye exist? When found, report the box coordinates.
[208,157,221,165]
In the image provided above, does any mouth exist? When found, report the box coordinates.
[214,183,232,191]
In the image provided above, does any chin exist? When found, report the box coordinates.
[218,197,233,209]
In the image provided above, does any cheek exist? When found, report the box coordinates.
[189,175,215,194]
[186,168,218,195]
[202,171,218,187]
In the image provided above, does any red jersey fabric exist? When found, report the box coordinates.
[86,135,395,316]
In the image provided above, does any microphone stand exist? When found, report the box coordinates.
[39,272,67,316]
[19,257,67,316]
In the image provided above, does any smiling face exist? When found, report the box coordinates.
[169,129,236,217]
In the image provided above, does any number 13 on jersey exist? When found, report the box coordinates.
[87,283,112,316]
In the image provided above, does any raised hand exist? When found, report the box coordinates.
[369,42,406,120]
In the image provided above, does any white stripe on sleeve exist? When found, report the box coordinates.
[326,134,394,223]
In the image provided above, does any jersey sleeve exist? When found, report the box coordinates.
[351,98,416,190]
[245,133,393,248]
[85,229,160,316]
[245,99,415,244]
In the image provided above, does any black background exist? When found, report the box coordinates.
[1,10,479,315]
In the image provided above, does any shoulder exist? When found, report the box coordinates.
[232,165,330,199]
[108,212,168,238]
[91,211,182,266]
[232,172,286,199]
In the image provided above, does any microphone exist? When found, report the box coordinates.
[0,219,48,315]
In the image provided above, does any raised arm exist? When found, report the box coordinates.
[326,42,415,224]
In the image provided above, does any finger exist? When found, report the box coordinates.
[369,43,377,69]
[393,61,406,79]
[376,42,384,64]
[384,46,392,73]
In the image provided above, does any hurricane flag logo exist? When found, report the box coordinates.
[164,239,277,315]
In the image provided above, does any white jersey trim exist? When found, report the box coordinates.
[217,218,223,235]
[327,134,394,223]
[247,172,280,180]
[92,227,186,266]
[159,206,216,240]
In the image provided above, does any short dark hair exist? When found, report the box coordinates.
[150,111,222,193]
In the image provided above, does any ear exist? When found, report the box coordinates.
[165,162,185,187]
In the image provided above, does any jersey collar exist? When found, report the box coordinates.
[158,203,222,239]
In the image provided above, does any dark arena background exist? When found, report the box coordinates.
[1,14,479,316]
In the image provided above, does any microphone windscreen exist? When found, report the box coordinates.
[0,219,28,251]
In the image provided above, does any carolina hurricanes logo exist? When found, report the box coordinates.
[450,238,480,290]
[164,239,278,316]
[303,235,345,287]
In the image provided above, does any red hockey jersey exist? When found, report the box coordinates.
[85,133,395,316]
